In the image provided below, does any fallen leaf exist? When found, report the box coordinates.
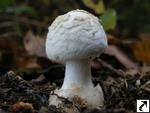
[24,30,46,57]
[16,55,40,69]
[12,102,34,113]
[131,33,150,63]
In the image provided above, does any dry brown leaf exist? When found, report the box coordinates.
[16,55,40,69]
[107,34,120,45]
[131,33,150,63]
[24,30,46,57]
[12,102,34,113]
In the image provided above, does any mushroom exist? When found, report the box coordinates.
[46,9,108,108]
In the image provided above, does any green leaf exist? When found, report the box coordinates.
[82,0,105,14]
[14,6,37,16]
[100,9,117,31]
[0,0,14,8]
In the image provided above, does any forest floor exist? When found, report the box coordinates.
[0,63,149,113]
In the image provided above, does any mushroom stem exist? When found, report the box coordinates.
[61,59,93,90]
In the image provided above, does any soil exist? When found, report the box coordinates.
[0,64,150,113]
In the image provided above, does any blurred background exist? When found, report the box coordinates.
[0,0,150,75]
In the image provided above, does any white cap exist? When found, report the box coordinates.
[46,9,108,62]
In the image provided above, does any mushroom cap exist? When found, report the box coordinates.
[46,9,108,62]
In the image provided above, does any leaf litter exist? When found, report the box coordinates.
[0,62,149,113]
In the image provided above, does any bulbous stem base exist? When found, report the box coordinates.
[49,59,104,108]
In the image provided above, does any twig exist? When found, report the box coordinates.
[97,59,125,77]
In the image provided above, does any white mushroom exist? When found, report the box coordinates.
[46,9,108,108]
